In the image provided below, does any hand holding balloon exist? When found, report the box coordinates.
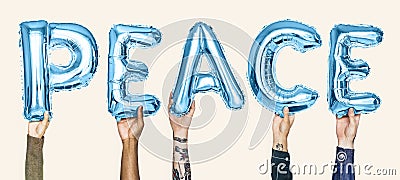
[117,106,144,141]
[168,92,195,137]
[272,107,295,152]
[336,108,360,149]
[28,111,50,138]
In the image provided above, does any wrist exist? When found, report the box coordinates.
[28,128,40,138]
[173,128,189,138]
[28,133,41,139]
[338,139,354,149]
[273,137,288,152]
[122,137,139,144]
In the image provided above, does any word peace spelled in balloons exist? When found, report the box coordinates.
[19,20,383,121]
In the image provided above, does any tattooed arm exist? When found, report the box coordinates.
[271,107,294,180]
[172,137,191,180]
[168,92,195,180]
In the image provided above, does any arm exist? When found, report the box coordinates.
[332,108,360,180]
[118,106,144,180]
[271,107,294,180]
[25,112,50,180]
[168,93,195,180]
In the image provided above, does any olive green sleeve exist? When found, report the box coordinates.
[25,135,44,180]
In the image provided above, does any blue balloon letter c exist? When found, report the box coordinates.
[248,20,322,117]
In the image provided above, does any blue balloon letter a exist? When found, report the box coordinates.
[171,22,244,116]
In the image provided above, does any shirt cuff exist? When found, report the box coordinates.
[272,149,290,163]
[27,135,44,150]
[336,146,354,164]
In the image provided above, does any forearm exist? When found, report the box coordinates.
[25,135,44,180]
[121,138,140,180]
[172,130,191,180]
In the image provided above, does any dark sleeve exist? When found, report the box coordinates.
[25,135,44,180]
[271,149,293,180]
[332,146,355,180]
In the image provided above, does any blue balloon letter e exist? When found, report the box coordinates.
[328,24,383,118]
[108,25,161,121]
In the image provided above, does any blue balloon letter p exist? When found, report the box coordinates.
[20,20,98,121]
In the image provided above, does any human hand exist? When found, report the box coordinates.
[336,108,360,149]
[28,112,50,138]
[168,92,195,138]
[272,107,295,152]
[117,106,144,141]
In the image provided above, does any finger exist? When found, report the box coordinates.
[117,118,126,125]
[168,91,173,110]
[188,100,196,117]
[348,108,356,126]
[272,114,281,127]
[283,107,290,122]
[354,114,361,127]
[348,108,355,117]
[137,106,144,128]
[39,112,50,138]
[42,111,50,126]
[137,106,144,119]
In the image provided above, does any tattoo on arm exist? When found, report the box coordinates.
[173,138,191,179]
[275,143,283,151]
[174,146,189,162]
[173,137,188,143]
[173,162,191,180]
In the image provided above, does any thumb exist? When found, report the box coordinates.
[283,107,290,122]
[39,111,50,138]
[137,106,144,128]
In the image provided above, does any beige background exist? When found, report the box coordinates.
[1,0,399,179]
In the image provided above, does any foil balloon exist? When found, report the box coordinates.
[248,20,321,117]
[20,20,98,121]
[108,24,161,121]
[328,24,383,118]
[170,22,244,116]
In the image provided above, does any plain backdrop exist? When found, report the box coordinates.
[1,0,399,179]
